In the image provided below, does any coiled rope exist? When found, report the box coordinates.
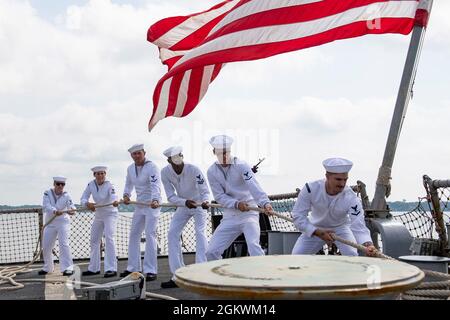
[2,200,449,300]
[250,207,450,300]
[0,201,178,300]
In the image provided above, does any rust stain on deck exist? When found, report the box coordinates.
[211,264,282,281]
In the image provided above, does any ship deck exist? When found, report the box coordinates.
[0,254,207,300]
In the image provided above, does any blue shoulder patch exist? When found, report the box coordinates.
[350,204,361,216]
[243,171,253,181]
[196,174,205,184]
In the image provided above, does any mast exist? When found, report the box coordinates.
[371,0,434,215]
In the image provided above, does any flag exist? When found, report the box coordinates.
[147,0,425,131]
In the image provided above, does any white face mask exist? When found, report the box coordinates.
[215,150,232,165]
[171,154,183,165]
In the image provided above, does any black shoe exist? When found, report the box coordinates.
[145,273,157,281]
[82,270,100,276]
[38,270,48,276]
[161,280,178,288]
[104,271,117,278]
[120,270,132,277]
[62,270,74,276]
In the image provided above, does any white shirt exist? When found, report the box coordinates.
[161,163,210,206]
[80,180,118,215]
[123,159,161,202]
[42,188,76,225]
[292,179,372,244]
[207,157,270,217]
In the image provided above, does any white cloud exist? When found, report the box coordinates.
[426,1,450,47]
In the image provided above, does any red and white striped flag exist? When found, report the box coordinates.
[147,0,425,131]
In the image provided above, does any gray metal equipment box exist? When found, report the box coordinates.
[267,231,301,255]
[75,278,144,300]
[409,238,440,256]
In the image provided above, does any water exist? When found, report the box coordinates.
[0,210,213,264]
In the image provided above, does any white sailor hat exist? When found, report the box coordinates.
[322,157,353,173]
[91,166,107,173]
[209,135,233,149]
[163,146,183,158]
[53,176,67,183]
[128,143,144,153]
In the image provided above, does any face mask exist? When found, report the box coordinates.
[171,155,183,165]
[215,151,231,165]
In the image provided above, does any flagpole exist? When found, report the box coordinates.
[370,0,433,215]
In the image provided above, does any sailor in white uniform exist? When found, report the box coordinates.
[160,146,211,288]
[120,144,161,281]
[39,176,76,276]
[205,135,274,261]
[291,158,377,256]
[80,166,119,278]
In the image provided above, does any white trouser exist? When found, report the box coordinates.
[206,213,264,261]
[291,224,358,256]
[88,213,118,272]
[168,208,207,278]
[42,223,73,272]
[126,206,160,274]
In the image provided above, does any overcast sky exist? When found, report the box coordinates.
[0,0,449,206]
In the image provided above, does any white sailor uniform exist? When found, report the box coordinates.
[161,163,210,278]
[80,180,118,273]
[206,157,270,261]
[123,160,161,274]
[291,179,372,256]
[42,189,76,272]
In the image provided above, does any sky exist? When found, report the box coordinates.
[0,0,449,206]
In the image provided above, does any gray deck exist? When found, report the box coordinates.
[0,254,207,300]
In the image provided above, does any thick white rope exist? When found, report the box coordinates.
[401,294,443,300]
[3,276,178,300]
[403,289,450,298]
[0,214,59,291]
[0,202,119,291]
[417,280,450,289]
[0,201,178,299]
[202,202,450,298]
[2,199,448,300]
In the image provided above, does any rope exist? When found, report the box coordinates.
[0,214,59,291]
[0,200,179,299]
[330,234,393,260]
[145,292,178,300]
[187,199,450,299]
[376,166,392,185]
[416,280,450,289]
[329,232,450,299]
[0,201,120,291]
[329,230,450,299]
[128,200,187,208]
[420,269,450,280]
[376,166,392,197]
[1,276,178,300]
[403,290,450,298]
[2,199,449,300]
[204,201,450,299]
[205,202,293,221]
[401,294,443,300]
[0,199,289,296]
